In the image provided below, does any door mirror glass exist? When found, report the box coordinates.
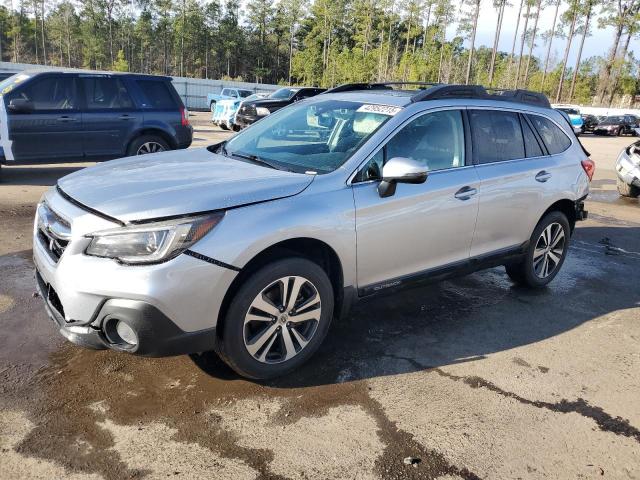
[378,157,428,198]
[8,98,34,113]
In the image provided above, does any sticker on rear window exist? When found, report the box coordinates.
[356,104,402,116]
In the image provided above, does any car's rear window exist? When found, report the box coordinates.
[527,114,571,155]
[135,80,177,109]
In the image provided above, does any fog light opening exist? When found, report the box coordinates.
[103,317,138,348]
[115,321,138,346]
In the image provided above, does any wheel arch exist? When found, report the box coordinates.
[541,198,577,233]
[215,237,345,342]
[126,128,177,153]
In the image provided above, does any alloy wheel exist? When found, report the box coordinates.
[136,142,165,155]
[533,222,566,279]
[243,276,322,364]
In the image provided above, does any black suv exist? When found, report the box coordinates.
[235,87,325,128]
[0,70,192,172]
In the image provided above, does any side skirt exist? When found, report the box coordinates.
[357,242,528,298]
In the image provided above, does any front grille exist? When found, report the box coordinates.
[47,283,65,319]
[37,227,69,261]
[36,203,71,263]
[35,270,66,323]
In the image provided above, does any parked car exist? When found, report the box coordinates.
[33,83,593,379]
[234,87,325,129]
[0,70,192,177]
[593,115,639,136]
[212,93,267,131]
[615,140,640,197]
[553,106,583,135]
[580,114,599,133]
[207,88,254,112]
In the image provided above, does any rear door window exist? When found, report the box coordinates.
[527,114,571,155]
[82,77,133,109]
[469,110,525,164]
[8,75,78,111]
[135,80,178,109]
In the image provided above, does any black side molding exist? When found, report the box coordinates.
[358,243,528,297]
[183,250,241,272]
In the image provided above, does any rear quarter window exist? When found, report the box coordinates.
[527,114,571,155]
[135,80,178,109]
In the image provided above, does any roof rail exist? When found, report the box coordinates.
[324,81,441,94]
[411,84,550,108]
[324,83,392,94]
[485,88,551,108]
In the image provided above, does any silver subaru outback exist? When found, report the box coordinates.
[33,83,594,379]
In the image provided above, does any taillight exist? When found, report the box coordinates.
[581,158,595,181]
[180,106,190,126]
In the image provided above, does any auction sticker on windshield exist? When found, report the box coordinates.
[356,104,403,116]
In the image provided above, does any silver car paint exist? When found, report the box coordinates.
[57,147,315,222]
[34,92,590,338]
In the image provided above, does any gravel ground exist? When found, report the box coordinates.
[0,115,639,479]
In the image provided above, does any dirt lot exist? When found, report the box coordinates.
[1,113,639,479]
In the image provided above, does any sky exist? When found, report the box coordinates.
[447,2,639,68]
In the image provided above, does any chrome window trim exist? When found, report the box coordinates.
[465,106,573,164]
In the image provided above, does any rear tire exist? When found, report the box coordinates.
[505,211,571,288]
[617,177,640,198]
[210,101,216,112]
[127,135,170,156]
[218,258,334,380]
[219,123,229,131]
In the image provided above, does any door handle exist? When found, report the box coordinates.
[535,170,552,182]
[119,115,133,120]
[57,115,77,122]
[454,186,478,200]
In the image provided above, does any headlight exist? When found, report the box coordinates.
[85,213,223,264]
[256,107,271,116]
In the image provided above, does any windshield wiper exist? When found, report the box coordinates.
[229,151,280,170]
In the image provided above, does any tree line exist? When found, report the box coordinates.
[1,0,639,106]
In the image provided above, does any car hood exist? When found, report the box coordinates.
[57,147,314,223]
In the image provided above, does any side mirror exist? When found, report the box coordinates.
[377,157,428,198]
[8,98,33,113]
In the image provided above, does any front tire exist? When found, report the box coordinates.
[617,177,640,198]
[505,211,570,288]
[219,258,334,379]
[219,123,229,130]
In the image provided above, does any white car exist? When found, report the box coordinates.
[616,139,640,198]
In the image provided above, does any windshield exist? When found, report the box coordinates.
[270,88,299,100]
[0,73,30,96]
[220,99,398,174]
[238,90,252,98]
[602,116,624,124]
